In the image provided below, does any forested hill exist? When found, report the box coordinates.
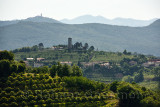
[0,19,160,56]
[0,16,61,27]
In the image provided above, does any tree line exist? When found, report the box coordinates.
[12,43,44,53]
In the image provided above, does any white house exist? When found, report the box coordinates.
[26,58,34,60]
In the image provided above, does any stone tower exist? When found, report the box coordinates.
[68,38,72,50]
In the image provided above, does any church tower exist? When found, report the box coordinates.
[68,38,72,50]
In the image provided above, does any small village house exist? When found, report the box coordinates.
[60,61,72,66]
[37,58,45,62]
[129,61,137,66]
[26,58,34,60]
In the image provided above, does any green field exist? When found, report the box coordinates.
[90,51,133,62]
[14,49,133,64]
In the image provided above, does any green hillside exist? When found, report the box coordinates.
[0,19,160,56]
[14,49,133,63]
[0,50,160,107]
[11,45,160,92]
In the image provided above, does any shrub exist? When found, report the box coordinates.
[38,100,45,105]
[10,102,18,107]
[9,96,16,102]
[134,72,144,83]
[117,84,142,107]
[122,75,134,83]
[1,103,8,107]
[110,81,119,92]
[140,96,160,107]
[4,87,13,93]
[0,50,14,61]
[28,95,35,102]
[29,100,36,106]
[21,101,27,106]
[46,98,52,104]
[0,97,8,103]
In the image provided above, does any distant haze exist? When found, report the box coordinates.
[61,15,158,27]
[0,0,160,20]
[0,15,158,27]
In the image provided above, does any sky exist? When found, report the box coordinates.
[0,0,160,21]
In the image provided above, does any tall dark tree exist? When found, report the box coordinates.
[0,60,11,77]
[17,63,26,73]
[88,46,94,51]
[31,45,39,51]
[62,64,71,77]
[72,64,83,76]
[123,49,127,55]
[56,62,63,77]
[84,43,89,50]
[50,65,57,77]
[73,42,83,49]
[38,43,44,49]
[10,64,18,73]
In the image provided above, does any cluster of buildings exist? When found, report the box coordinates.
[51,46,64,51]
[125,59,160,67]
[122,59,160,68]
[60,61,72,66]
[22,38,160,68]
[25,57,73,67]
[24,57,160,68]
[80,59,160,69]
[142,59,160,67]
[81,61,110,68]
[25,58,45,67]
[51,38,72,51]
[24,38,73,67]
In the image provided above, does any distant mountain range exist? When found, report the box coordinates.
[0,16,160,56]
[61,15,157,27]
[0,15,158,27]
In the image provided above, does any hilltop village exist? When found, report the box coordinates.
[11,38,160,86]
[12,38,160,70]
[13,38,95,67]
[13,38,160,68]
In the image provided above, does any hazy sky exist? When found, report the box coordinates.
[0,0,160,20]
